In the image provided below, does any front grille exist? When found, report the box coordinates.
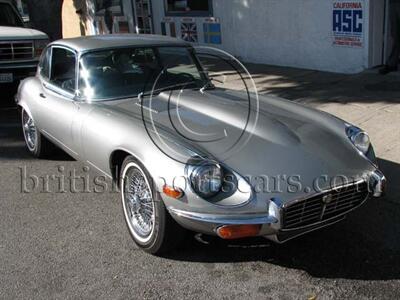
[0,41,34,61]
[282,181,369,230]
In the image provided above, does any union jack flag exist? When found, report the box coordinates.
[181,22,198,43]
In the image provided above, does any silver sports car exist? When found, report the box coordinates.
[16,35,386,254]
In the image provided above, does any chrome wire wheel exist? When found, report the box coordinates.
[22,110,37,151]
[122,162,155,243]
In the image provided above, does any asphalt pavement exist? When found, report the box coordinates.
[1,80,400,299]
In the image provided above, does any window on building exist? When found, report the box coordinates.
[50,48,76,93]
[14,0,29,22]
[0,3,24,27]
[165,0,212,16]
[95,0,123,15]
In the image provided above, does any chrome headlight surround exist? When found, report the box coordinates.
[186,158,223,199]
[346,125,377,166]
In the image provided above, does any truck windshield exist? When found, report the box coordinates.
[79,46,209,101]
[0,3,24,27]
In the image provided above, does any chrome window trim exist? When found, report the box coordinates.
[39,44,79,100]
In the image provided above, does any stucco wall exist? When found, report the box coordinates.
[151,0,373,74]
[62,0,87,38]
[216,0,370,73]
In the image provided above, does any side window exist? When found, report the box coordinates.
[50,48,76,93]
[39,47,51,80]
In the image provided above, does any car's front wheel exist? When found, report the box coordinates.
[120,156,185,254]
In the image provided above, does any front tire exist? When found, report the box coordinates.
[120,156,185,254]
[21,108,54,158]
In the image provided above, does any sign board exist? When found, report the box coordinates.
[204,17,220,24]
[332,0,364,48]
[181,22,198,43]
[181,17,195,23]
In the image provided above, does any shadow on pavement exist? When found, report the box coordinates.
[199,56,400,104]
[0,108,74,161]
[167,159,400,281]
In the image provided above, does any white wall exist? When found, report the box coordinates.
[151,0,372,74]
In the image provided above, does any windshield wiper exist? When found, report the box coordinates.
[137,81,200,101]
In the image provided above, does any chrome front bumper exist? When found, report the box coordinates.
[168,170,387,243]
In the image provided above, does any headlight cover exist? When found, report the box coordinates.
[188,160,222,198]
[346,125,370,155]
[346,125,377,166]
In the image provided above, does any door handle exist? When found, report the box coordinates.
[39,93,46,99]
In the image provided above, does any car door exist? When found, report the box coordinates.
[35,46,81,157]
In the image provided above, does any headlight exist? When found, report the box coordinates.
[346,125,370,155]
[188,160,222,198]
[34,39,49,57]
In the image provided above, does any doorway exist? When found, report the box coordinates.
[369,0,388,67]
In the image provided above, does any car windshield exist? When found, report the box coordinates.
[79,46,209,101]
[0,3,23,27]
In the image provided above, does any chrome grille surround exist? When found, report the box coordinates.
[281,180,369,231]
[0,41,34,61]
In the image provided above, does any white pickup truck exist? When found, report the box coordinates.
[0,0,49,86]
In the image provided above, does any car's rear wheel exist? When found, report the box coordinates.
[120,156,185,254]
[21,108,54,158]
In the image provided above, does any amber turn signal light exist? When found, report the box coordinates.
[163,185,184,199]
[216,224,262,239]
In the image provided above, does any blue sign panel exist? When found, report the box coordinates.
[332,1,364,48]
[203,23,222,44]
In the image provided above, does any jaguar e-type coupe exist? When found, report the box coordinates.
[16,35,386,254]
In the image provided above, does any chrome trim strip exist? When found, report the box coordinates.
[370,170,386,197]
[41,129,78,156]
[0,63,38,69]
[168,207,278,225]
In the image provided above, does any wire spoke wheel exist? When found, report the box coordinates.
[122,163,155,243]
[22,110,37,151]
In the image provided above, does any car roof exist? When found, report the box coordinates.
[52,34,190,53]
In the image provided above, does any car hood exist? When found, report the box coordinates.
[0,26,48,40]
[104,88,374,192]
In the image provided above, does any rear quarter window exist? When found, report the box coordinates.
[39,47,51,80]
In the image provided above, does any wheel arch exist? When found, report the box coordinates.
[18,103,33,120]
[109,149,146,185]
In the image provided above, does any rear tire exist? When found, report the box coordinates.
[120,156,186,255]
[21,108,54,158]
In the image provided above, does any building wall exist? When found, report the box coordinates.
[152,0,376,74]
[62,0,87,38]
